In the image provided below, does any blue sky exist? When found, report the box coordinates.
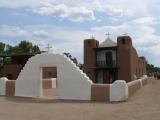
[0,0,160,66]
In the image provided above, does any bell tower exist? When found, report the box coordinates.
[117,35,133,82]
[83,38,99,82]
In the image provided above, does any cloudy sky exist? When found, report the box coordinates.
[0,0,160,66]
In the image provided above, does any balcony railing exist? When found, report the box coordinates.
[95,60,116,68]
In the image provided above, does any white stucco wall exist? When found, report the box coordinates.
[0,77,8,95]
[110,80,128,102]
[15,53,93,100]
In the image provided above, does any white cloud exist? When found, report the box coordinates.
[0,25,28,37]
[92,16,159,42]
[33,3,95,22]
[138,44,160,66]
[92,0,123,17]
[32,30,49,39]
[0,24,91,62]
[0,0,159,18]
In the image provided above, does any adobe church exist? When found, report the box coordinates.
[83,35,147,84]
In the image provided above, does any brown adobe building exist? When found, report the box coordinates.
[0,53,57,80]
[0,54,34,80]
[83,35,147,84]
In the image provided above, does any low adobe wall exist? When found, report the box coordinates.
[0,78,16,96]
[0,76,152,102]
[127,76,149,96]
[91,77,150,102]
[91,80,128,102]
[91,84,110,101]
[0,78,55,97]
[5,79,55,96]
[127,80,141,96]
[0,78,129,102]
[5,80,16,96]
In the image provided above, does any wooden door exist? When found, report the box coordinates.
[103,70,110,84]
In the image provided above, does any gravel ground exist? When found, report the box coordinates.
[0,79,159,120]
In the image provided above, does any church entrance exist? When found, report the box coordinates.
[41,67,57,99]
[103,70,111,84]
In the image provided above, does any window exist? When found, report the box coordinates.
[88,41,91,46]
[122,38,125,44]
[8,74,13,80]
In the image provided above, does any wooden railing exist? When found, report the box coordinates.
[95,60,116,68]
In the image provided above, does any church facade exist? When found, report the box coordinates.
[83,35,147,84]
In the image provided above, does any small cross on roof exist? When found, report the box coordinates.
[45,43,52,53]
[106,32,111,38]
[90,35,95,39]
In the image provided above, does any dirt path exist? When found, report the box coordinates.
[0,79,159,120]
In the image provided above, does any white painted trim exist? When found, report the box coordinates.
[0,77,8,95]
[110,80,128,102]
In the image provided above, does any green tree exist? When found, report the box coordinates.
[5,44,13,55]
[0,41,41,67]
[32,45,40,53]
[12,40,40,53]
[147,64,160,73]
[0,42,5,55]
[9,40,40,54]
[63,52,78,65]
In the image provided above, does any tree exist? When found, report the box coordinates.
[63,52,78,65]
[11,40,40,54]
[0,41,41,67]
[5,44,13,55]
[32,45,40,53]
[147,64,160,73]
[0,42,5,55]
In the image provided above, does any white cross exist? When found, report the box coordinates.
[45,43,52,52]
[106,32,111,38]
[90,35,95,39]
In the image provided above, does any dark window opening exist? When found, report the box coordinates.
[88,41,91,45]
[7,74,13,80]
[48,72,52,78]
[122,38,125,44]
